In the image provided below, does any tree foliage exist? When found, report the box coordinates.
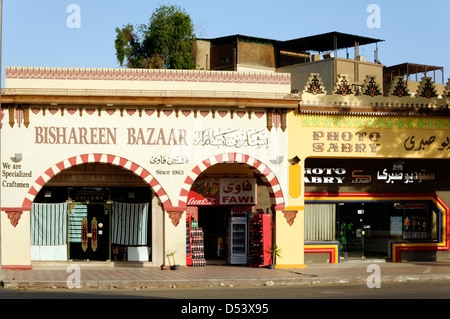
[115,5,196,69]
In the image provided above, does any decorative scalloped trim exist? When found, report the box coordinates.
[5,66,291,85]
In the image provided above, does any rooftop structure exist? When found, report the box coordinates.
[195,32,449,116]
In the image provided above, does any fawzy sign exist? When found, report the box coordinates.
[188,177,256,206]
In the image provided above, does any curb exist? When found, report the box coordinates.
[3,274,450,290]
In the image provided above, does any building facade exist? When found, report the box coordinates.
[291,74,450,263]
[0,66,302,269]
[1,32,449,270]
[197,31,450,263]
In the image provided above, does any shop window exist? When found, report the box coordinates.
[395,203,438,240]
[307,201,440,245]
[304,204,336,241]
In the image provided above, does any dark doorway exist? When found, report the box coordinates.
[69,203,110,261]
[337,203,365,259]
[198,206,231,261]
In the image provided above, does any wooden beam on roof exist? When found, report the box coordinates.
[1,94,301,109]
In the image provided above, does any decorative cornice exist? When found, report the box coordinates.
[300,73,450,116]
[301,114,450,130]
[299,100,450,114]
[1,88,301,109]
[1,87,300,99]
[5,66,291,85]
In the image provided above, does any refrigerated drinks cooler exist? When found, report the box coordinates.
[227,216,247,264]
[186,213,192,266]
[249,213,272,267]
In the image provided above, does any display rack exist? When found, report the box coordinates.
[186,214,192,266]
[403,216,429,239]
[249,213,272,267]
[190,225,206,267]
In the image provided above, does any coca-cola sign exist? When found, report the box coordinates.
[187,197,217,206]
[188,177,220,206]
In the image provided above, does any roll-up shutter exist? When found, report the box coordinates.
[304,204,336,241]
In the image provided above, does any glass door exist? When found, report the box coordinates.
[337,203,365,259]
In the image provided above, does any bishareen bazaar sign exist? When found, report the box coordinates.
[188,178,256,206]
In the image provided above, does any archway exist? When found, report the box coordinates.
[179,152,285,266]
[24,153,170,263]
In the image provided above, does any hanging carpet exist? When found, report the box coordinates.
[111,202,149,246]
[69,204,88,243]
[31,203,68,246]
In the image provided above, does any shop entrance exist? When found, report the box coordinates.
[337,202,425,260]
[338,203,366,259]
[197,206,231,263]
[68,203,111,261]
[31,162,155,263]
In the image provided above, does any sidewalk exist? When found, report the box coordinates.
[1,260,450,289]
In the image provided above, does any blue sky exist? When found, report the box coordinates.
[2,0,449,84]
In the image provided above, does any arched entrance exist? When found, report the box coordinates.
[26,153,170,263]
[180,153,285,266]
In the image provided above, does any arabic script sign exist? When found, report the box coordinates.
[304,167,435,185]
[188,177,256,206]
[193,128,268,149]
[219,178,256,205]
[404,135,450,152]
